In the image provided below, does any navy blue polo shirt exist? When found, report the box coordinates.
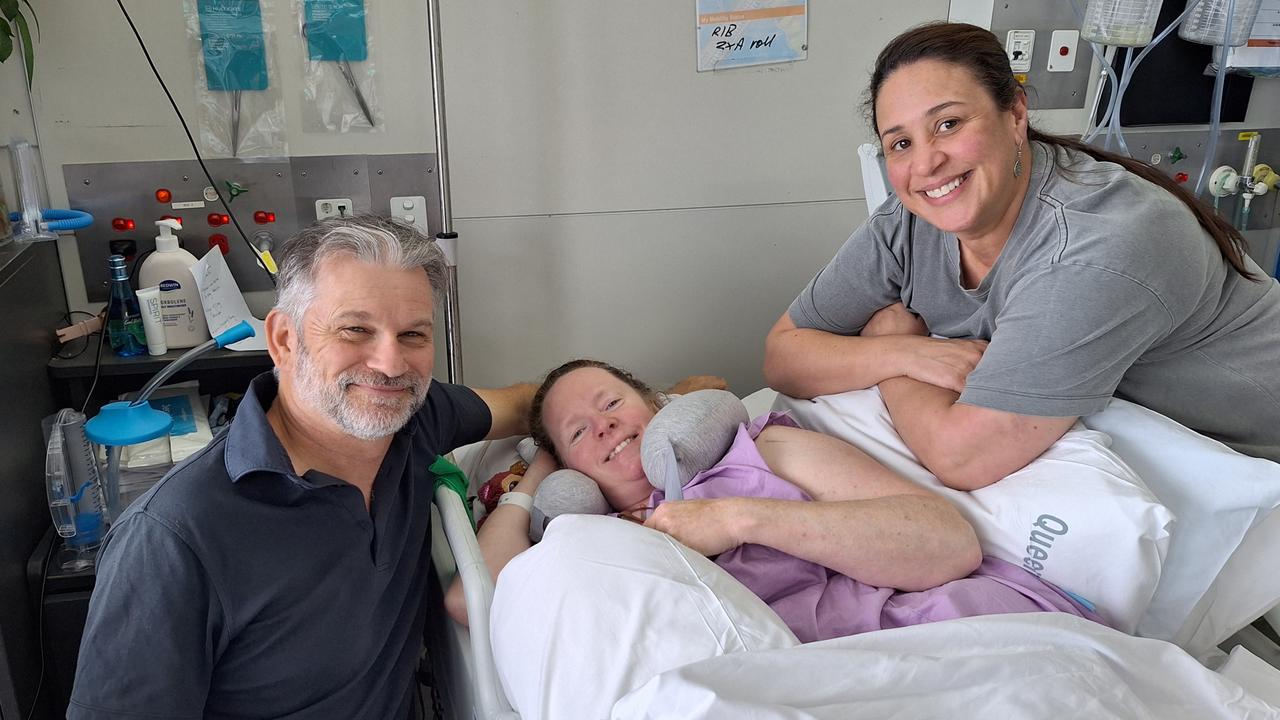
[69,372,491,720]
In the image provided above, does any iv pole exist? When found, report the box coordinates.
[427,0,463,384]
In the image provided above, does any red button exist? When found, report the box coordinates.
[155,188,172,203]
[1059,46,1070,56]
[209,234,230,255]
[208,213,225,227]
[111,217,136,231]
[1175,172,1190,183]
[253,210,276,224]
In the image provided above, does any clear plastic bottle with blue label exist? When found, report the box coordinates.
[106,254,147,357]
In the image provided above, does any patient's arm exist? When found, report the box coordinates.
[645,425,983,592]
[473,383,540,440]
[763,311,988,399]
[444,449,556,626]
[859,304,1076,490]
[666,375,729,395]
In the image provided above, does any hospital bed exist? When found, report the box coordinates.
[425,386,1280,719]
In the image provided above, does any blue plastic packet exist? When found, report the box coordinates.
[304,0,367,61]
[198,0,269,91]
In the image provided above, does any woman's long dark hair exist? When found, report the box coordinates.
[866,22,1260,281]
[528,359,658,464]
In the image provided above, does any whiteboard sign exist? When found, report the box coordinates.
[696,1,808,72]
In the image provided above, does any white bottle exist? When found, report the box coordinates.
[139,219,210,349]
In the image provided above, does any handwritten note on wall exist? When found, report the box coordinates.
[696,1,808,72]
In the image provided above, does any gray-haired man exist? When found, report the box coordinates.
[70,215,536,719]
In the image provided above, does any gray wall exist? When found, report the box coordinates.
[2,1,1279,393]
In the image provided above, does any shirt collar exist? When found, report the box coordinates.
[224,372,301,484]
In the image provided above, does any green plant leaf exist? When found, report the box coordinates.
[15,13,30,87]
[0,26,11,65]
[19,0,34,39]
[0,0,15,22]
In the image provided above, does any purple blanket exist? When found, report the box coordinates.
[651,413,1104,643]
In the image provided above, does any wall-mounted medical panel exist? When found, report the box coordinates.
[63,154,439,302]
[1117,127,1279,230]
[991,1,1093,110]
[1117,126,1280,276]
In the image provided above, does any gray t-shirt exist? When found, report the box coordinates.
[790,141,1280,462]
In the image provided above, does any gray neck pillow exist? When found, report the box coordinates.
[638,389,749,501]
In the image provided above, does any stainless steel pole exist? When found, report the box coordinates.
[427,0,463,384]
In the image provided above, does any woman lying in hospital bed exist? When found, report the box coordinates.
[446,359,1100,642]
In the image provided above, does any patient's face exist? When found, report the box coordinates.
[541,367,656,512]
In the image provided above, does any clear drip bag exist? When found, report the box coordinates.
[1179,0,1264,47]
[1081,0,1166,47]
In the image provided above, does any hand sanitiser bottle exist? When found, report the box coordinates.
[139,219,210,349]
[106,255,147,357]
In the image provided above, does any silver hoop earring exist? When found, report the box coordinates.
[1013,144,1024,178]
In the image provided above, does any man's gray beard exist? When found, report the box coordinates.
[293,340,430,440]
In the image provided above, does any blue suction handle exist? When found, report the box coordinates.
[215,321,255,347]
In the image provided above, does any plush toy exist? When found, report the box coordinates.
[477,459,529,518]
[527,389,749,541]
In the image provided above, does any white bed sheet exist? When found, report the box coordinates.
[612,613,1280,719]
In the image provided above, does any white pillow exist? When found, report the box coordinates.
[490,514,798,720]
[773,388,1172,633]
[1081,398,1280,655]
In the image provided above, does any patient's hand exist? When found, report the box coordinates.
[667,375,729,395]
[645,498,745,556]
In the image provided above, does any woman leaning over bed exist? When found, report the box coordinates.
[764,22,1280,488]
[445,359,1101,643]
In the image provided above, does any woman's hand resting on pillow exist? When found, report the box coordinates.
[862,303,988,394]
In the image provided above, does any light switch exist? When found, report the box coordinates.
[1006,30,1035,73]
[391,195,429,236]
[1047,30,1079,73]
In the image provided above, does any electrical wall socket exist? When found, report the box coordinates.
[315,198,354,220]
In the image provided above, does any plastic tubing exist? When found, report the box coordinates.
[130,321,254,405]
[1106,48,1136,154]
[1194,0,1236,198]
[1110,3,1199,152]
[1070,0,1124,143]
[1083,44,1123,143]
[6,208,93,233]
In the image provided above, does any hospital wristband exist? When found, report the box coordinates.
[497,491,534,513]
